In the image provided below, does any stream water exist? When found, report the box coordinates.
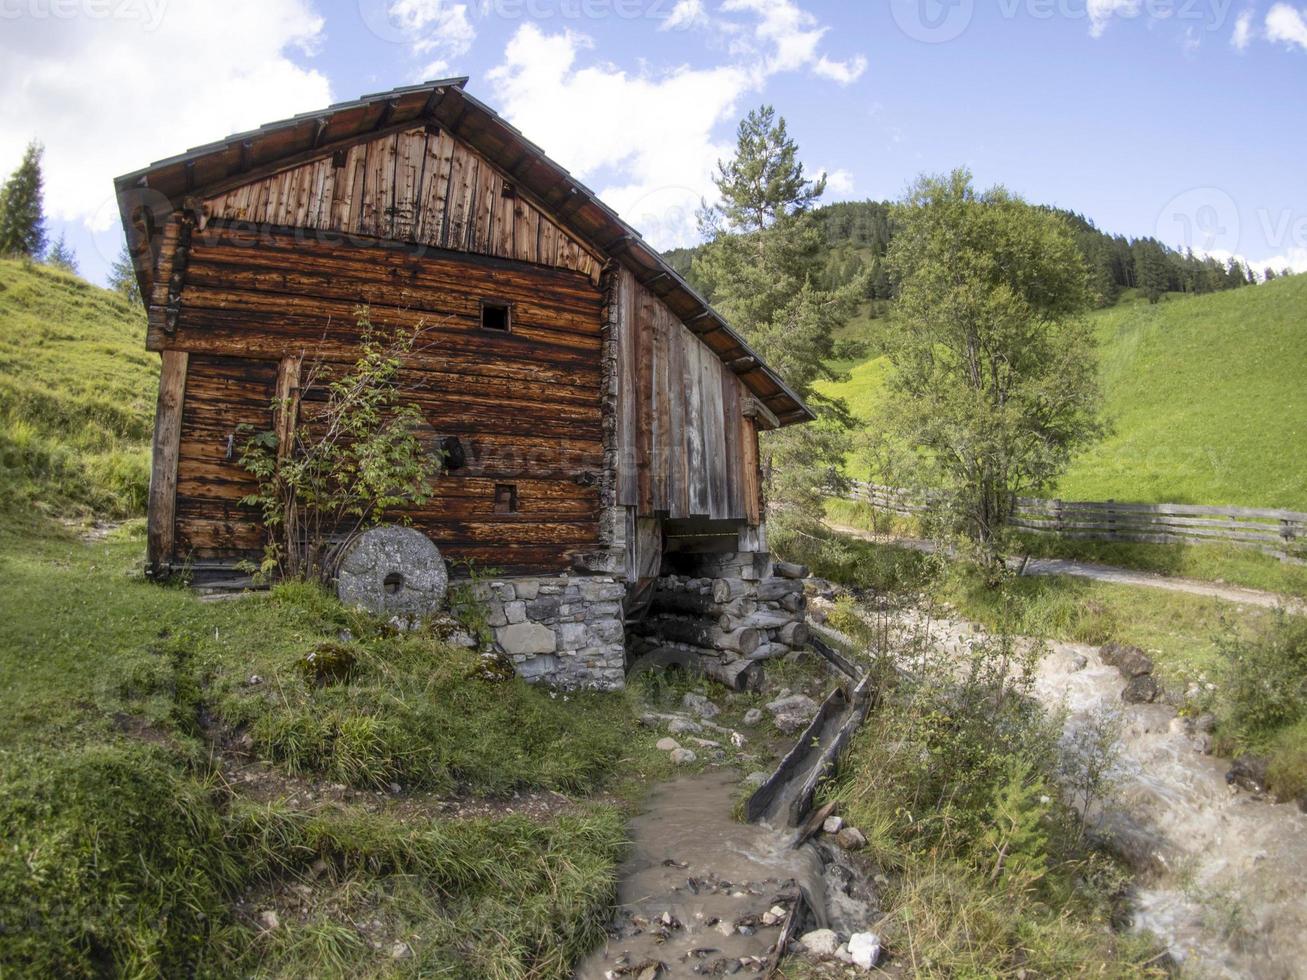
[1034,639,1307,979]
[917,613,1307,978]
[574,769,877,978]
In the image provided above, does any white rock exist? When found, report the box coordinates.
[823,815,844,835]
[656,737,681,752]
[761,904,788,926]
[800,928,840,956]
[670,747,698,765]
[390,941,413,959]
[849,932,881,969]
[742,708,764,726]
[257,909,279,931]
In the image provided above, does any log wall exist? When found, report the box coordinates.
[613,269,761,523]
[158,225,605,575]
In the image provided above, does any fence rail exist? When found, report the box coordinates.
[846,481,1307,557]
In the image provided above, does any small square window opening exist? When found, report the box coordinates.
[480,300,511,332]
[494,483,518,514]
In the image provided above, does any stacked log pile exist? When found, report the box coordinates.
[631,559,809,686]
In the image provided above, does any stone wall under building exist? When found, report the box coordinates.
[629,551,810,685]
[474,574,628,691]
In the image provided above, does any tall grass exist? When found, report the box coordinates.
[0,259,154,523]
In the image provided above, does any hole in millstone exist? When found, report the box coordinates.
[383,571,405,595]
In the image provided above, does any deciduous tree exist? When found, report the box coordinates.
[881,169,1103,553]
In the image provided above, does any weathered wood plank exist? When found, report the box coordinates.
[741,415,761,526]
[147,350,189,571]
[616,268,639,508]
[635,278,654,515]
[685,336,708,517]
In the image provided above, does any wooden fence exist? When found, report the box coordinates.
[846,481,1307,557]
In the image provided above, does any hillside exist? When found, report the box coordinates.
[817,275,1307,511]
[0,258,154,524]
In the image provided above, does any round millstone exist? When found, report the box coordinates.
[335,526,448,624]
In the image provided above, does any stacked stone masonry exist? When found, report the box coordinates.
[631,552,810,676]
[474,574,627,690]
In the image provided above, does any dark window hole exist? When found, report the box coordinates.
[494,483,518,514]
[480,300,511,332]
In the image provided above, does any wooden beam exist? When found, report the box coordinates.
[743,395,781,431]
[274,354,303,461]
[375,98,399,130]
[311,116,330,149]
[147,350,189,575]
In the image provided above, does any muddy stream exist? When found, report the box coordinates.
[923,615,1307,979]
[574,769,876,978]
[578,610,1307,978]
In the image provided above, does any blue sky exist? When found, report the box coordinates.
[2,0,1304,285]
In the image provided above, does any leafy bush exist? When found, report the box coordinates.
[239,308,441,582]
[829,621,1161,974]
[1218,612,1307,749]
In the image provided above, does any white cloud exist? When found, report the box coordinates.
[388,0,475,72]
[660,0,710,32]
[1088,0,1141,37]
[1255,246,1307,275]
[1266,2,1307,49]
[0,0,330,233]
[822,168,855,197]
[813,55,868,85]
[1232,8,1256,49]
[487,2,867,249]
[488,24,747,248]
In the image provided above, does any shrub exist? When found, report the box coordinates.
[1218,612,1307,752]
[239,308,441,582]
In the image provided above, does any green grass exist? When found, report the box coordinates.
[818,275,1307,511]
[0,258,155,525]
[0,523,661,976]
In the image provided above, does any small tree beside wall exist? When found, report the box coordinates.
[880,170,1104,560]
[240,308,441,582]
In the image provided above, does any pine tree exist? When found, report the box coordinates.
[1135,241,1169,304]
[107,242,141,303]
[0,141,47,258]
[692,107,861,530]
[46,232,78,274]
[1264,267,1277,282]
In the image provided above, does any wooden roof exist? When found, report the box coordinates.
[114,79,815,427]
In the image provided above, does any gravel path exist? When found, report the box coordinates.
[827,523,1305,615]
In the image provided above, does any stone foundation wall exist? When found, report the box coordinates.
[630,551,809,678]
[474,574,627,690]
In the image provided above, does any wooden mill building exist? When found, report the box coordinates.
[117,79,814,689]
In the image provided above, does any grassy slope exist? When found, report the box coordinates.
[0,258,155,524]
[818,276,1307,511]
[0,523,655,977]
